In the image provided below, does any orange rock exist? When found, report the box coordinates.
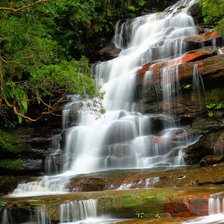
[184,32,220,43]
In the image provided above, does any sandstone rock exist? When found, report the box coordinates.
[67,177,106,192]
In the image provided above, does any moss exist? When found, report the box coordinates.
[0,159,22,170]
[0,129,19,152]
[0,129,33,156]
[123,196,139,207]
[206,88,224,105]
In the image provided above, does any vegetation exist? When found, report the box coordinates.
[0,0,104,126]
[0,0,179,126]
[200,0,224,33]
[0,159,21,170]
[205,88,224,117]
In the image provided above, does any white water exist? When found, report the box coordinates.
[183,194,224,224]
[60,199,98,223]
[192,64,206,104]
[11,0,199,197]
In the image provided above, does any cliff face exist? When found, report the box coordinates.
[100,3,224,167]
[1,2,224,224]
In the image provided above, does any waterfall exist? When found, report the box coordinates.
[60,199,98,223]
[183,194,224,224]
[0,206,50,224]
[192,64,206,105]
[64,0,198,174]
[11,0,200,196]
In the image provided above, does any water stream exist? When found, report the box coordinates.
[11,0,200,196]
[183,194,224,224]
[4,0,220,223]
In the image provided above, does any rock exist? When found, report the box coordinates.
[1,187,222,222]
[187,3,200,16]
[0,176,36,196]
[0,127,58,176]
[17,159,43,171]
[166,197,208,217]
[200,155,224,166]
[98,47,121,60]
[214,132,224,154]
[67,177,106,192]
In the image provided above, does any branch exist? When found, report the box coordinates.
[0,0,56,13]
[0,56,7,64]
[0,81,26,89]
[0,92,69,122]
[0,0,16,23]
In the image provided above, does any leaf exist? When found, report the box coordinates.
[208,111,214,117]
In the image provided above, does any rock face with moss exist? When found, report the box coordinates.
[0,126,58,195]
[0,187,221,223]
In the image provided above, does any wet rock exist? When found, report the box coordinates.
[187,2,200,16]
[17,159,43,171]
[1,187,221,222]
[166,197,208,217]
[0,176,36,196]
[98,46,121,60]
[184,120,224,166]
[184,32,221,44]
[0,127,58,177]
[67,177,106,192]
[214,132,224,154]
[199,155,224,166]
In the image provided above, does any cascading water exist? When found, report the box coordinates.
[11,0,200,197]
[183,194,224,224]
[59,199,98,223]
[192,64,206,105]
[63,0,198,175]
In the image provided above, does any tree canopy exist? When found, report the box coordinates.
[200,0,224,34]
[0,0,177,126]
[0,0,105,126]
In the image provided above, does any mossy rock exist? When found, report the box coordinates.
[0,159,22,170]
[0,129,32,156]
[97,189,180,219]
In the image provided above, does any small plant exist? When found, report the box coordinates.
[183,84,192,89]
[206,103,224,117]
[155,211,161,218]
[135,211,144,218]
[222,120,224,127]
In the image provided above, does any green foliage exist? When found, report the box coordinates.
[206,103,224,117]
[199,0,224,34]
[205,88,224,117]
[0,0,108,124]
[0,0,159,125]
[155,211,161,218]
[0,159,22,170]
[183,84,192,89]
[135,211,144,218]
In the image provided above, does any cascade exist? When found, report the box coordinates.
[10,0,201,203]
[59,199,98,223]
[183,194,224,224]
[0,206,50,224]
[192,64,206,105]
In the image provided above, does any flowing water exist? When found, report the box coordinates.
[4,0,219,223]
[11,0,200,196]
[183,194,224,224]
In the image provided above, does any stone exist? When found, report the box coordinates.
[67,177,106,192]
[199,155,224,166]
[214,132,224,154]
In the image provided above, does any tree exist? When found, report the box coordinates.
[200,0,224,34]
[0,0,104,125]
